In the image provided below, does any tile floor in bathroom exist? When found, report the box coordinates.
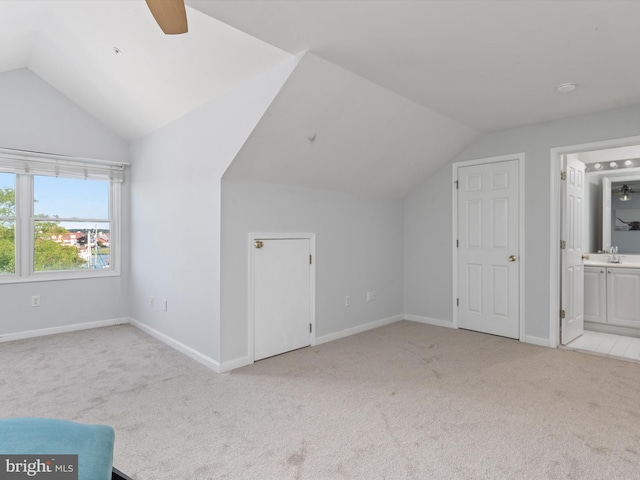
[566,330,640,362]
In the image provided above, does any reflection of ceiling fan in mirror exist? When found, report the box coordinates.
[617,184,634,202]
[145,0,188,34]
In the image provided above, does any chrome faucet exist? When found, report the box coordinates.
[609,246,621,263]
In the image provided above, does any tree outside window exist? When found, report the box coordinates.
[0,184,15,273]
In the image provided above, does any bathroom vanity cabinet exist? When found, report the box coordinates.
[584,266,640,328]
[584,266,606,323]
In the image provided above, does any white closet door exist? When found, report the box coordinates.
[458,159,520,339]
[254,238,312,361]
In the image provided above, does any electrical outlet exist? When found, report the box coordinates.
[163,299,168,312]
[150,296,154,307]
[372,290,376,301]
[366,291,372,302]
[345,295,351,306]
[31,295,40,307]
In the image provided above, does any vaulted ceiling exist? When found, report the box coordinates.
[0,1,289,141]
[190,0,640,133]
[2,1,640,197]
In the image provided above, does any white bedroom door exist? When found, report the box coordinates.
[560,156,586,345]
[458,159,520,339]
[253,237,312,361]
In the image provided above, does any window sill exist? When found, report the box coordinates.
[0,270,120,284]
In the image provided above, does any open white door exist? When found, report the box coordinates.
[560,155,586,345]
[458,159,520,339]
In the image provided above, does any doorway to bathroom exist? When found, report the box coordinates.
[552,136,640,362]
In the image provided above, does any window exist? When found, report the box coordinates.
[0,150,124,282]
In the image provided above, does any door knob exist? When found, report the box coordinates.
[508,255,517,262]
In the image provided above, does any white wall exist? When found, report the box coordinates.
[0,68,130,337]
[404,104,640,342]
[403,165,453,323]
[128,57,298,365]
[221,179,404,366]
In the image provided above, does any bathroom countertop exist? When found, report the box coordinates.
[584,260,640,268]
[583,253,640,268]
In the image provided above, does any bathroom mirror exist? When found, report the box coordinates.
[577,144,640,254]
[601,174,640,254]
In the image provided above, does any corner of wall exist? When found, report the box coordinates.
[129,318,221,373]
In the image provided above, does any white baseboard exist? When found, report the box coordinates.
[0,317,129,343]
[406,316,552,347]
[524,335,551,347]
[404,314,455,329]
[220,315,405,372]
[129,318,221,373]
[314,314,404,346]
[219,355,252,373]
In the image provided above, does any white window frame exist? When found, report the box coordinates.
[0,149,125,284]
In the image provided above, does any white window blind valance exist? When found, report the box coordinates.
[0,148,126,182]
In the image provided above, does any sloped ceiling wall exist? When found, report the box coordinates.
[0,68,127,161]
[223,53,480,198]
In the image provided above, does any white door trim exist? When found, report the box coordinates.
[452,152,526,341]
[549,134,640,347]
[248,232,316,364]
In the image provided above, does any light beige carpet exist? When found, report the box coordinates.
[1,321,640,479]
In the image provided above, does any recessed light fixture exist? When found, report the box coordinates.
[625,160,633,167]
[556,82,577,94]
[113,47,123,56]
[593,163,602,170]
[610,162,619,168]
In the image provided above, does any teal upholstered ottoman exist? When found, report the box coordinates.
[0,418,115,480]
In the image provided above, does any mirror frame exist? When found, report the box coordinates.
[602,177,611,251]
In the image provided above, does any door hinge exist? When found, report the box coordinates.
[560,171,566,181]
[560,309,566,319]
[454,180,459,189]
[456,239,459,248]
[309,323,312,333]
[309,254,312,265]
[456,298,459,306]
[560,240,566,249]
